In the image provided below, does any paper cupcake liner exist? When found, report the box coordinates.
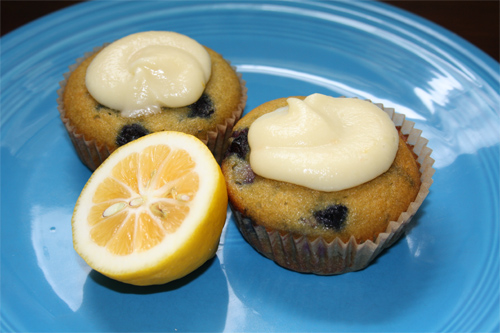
[230,103,435,275]
[201,70,247,164]
[57,44,247,171]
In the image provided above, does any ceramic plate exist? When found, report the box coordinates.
[1,1,499,332]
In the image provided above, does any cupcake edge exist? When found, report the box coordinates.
[230,100,435,275]
[57,44,247,170]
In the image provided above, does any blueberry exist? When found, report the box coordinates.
[235,163,255,185]
[116,124,149,147]
[313,204,348,231]
[95,103,118,115]
[241,164,255,184]
[188,94,214,118]
[227,129,249,159]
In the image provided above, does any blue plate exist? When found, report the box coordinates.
[1,1,499,332]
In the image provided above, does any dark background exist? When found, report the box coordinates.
[1,0,499,61]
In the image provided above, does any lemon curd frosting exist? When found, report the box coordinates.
[86,31,212,118]
[247,94,399,191]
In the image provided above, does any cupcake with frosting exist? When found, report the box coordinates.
[58,31,246,170]
[221,94,434,274]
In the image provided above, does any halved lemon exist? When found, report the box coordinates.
[72,131,228,286]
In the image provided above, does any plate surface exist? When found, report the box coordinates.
[1,1,499,332]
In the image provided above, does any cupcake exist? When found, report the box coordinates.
[221,94,434,274]
[58,31,246,170]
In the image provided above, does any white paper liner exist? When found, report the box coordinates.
[231,102,435,275]
[57,44,247,170]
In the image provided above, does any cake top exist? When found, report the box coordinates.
[86,31,211,118]
[247,94,399,191]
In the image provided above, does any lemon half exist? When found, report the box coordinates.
[72,131,228,286]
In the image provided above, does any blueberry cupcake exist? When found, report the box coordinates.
[58,31,246,170]
[221,94,434,274]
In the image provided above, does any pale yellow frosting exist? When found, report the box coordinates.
[86,31,211,117]
[248,94,399,191]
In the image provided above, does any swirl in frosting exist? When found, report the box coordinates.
[86,31,211,117]
[247,94,399,191]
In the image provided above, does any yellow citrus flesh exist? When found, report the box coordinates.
[72,131,228,286]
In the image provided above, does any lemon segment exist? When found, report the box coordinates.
[72,131,228,286]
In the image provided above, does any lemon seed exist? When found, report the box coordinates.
[129,197,144,207]
[102,202,127,217]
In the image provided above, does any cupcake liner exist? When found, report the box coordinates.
[57,44,247,170]
[231,102,435,275]
[200,69,247,164]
